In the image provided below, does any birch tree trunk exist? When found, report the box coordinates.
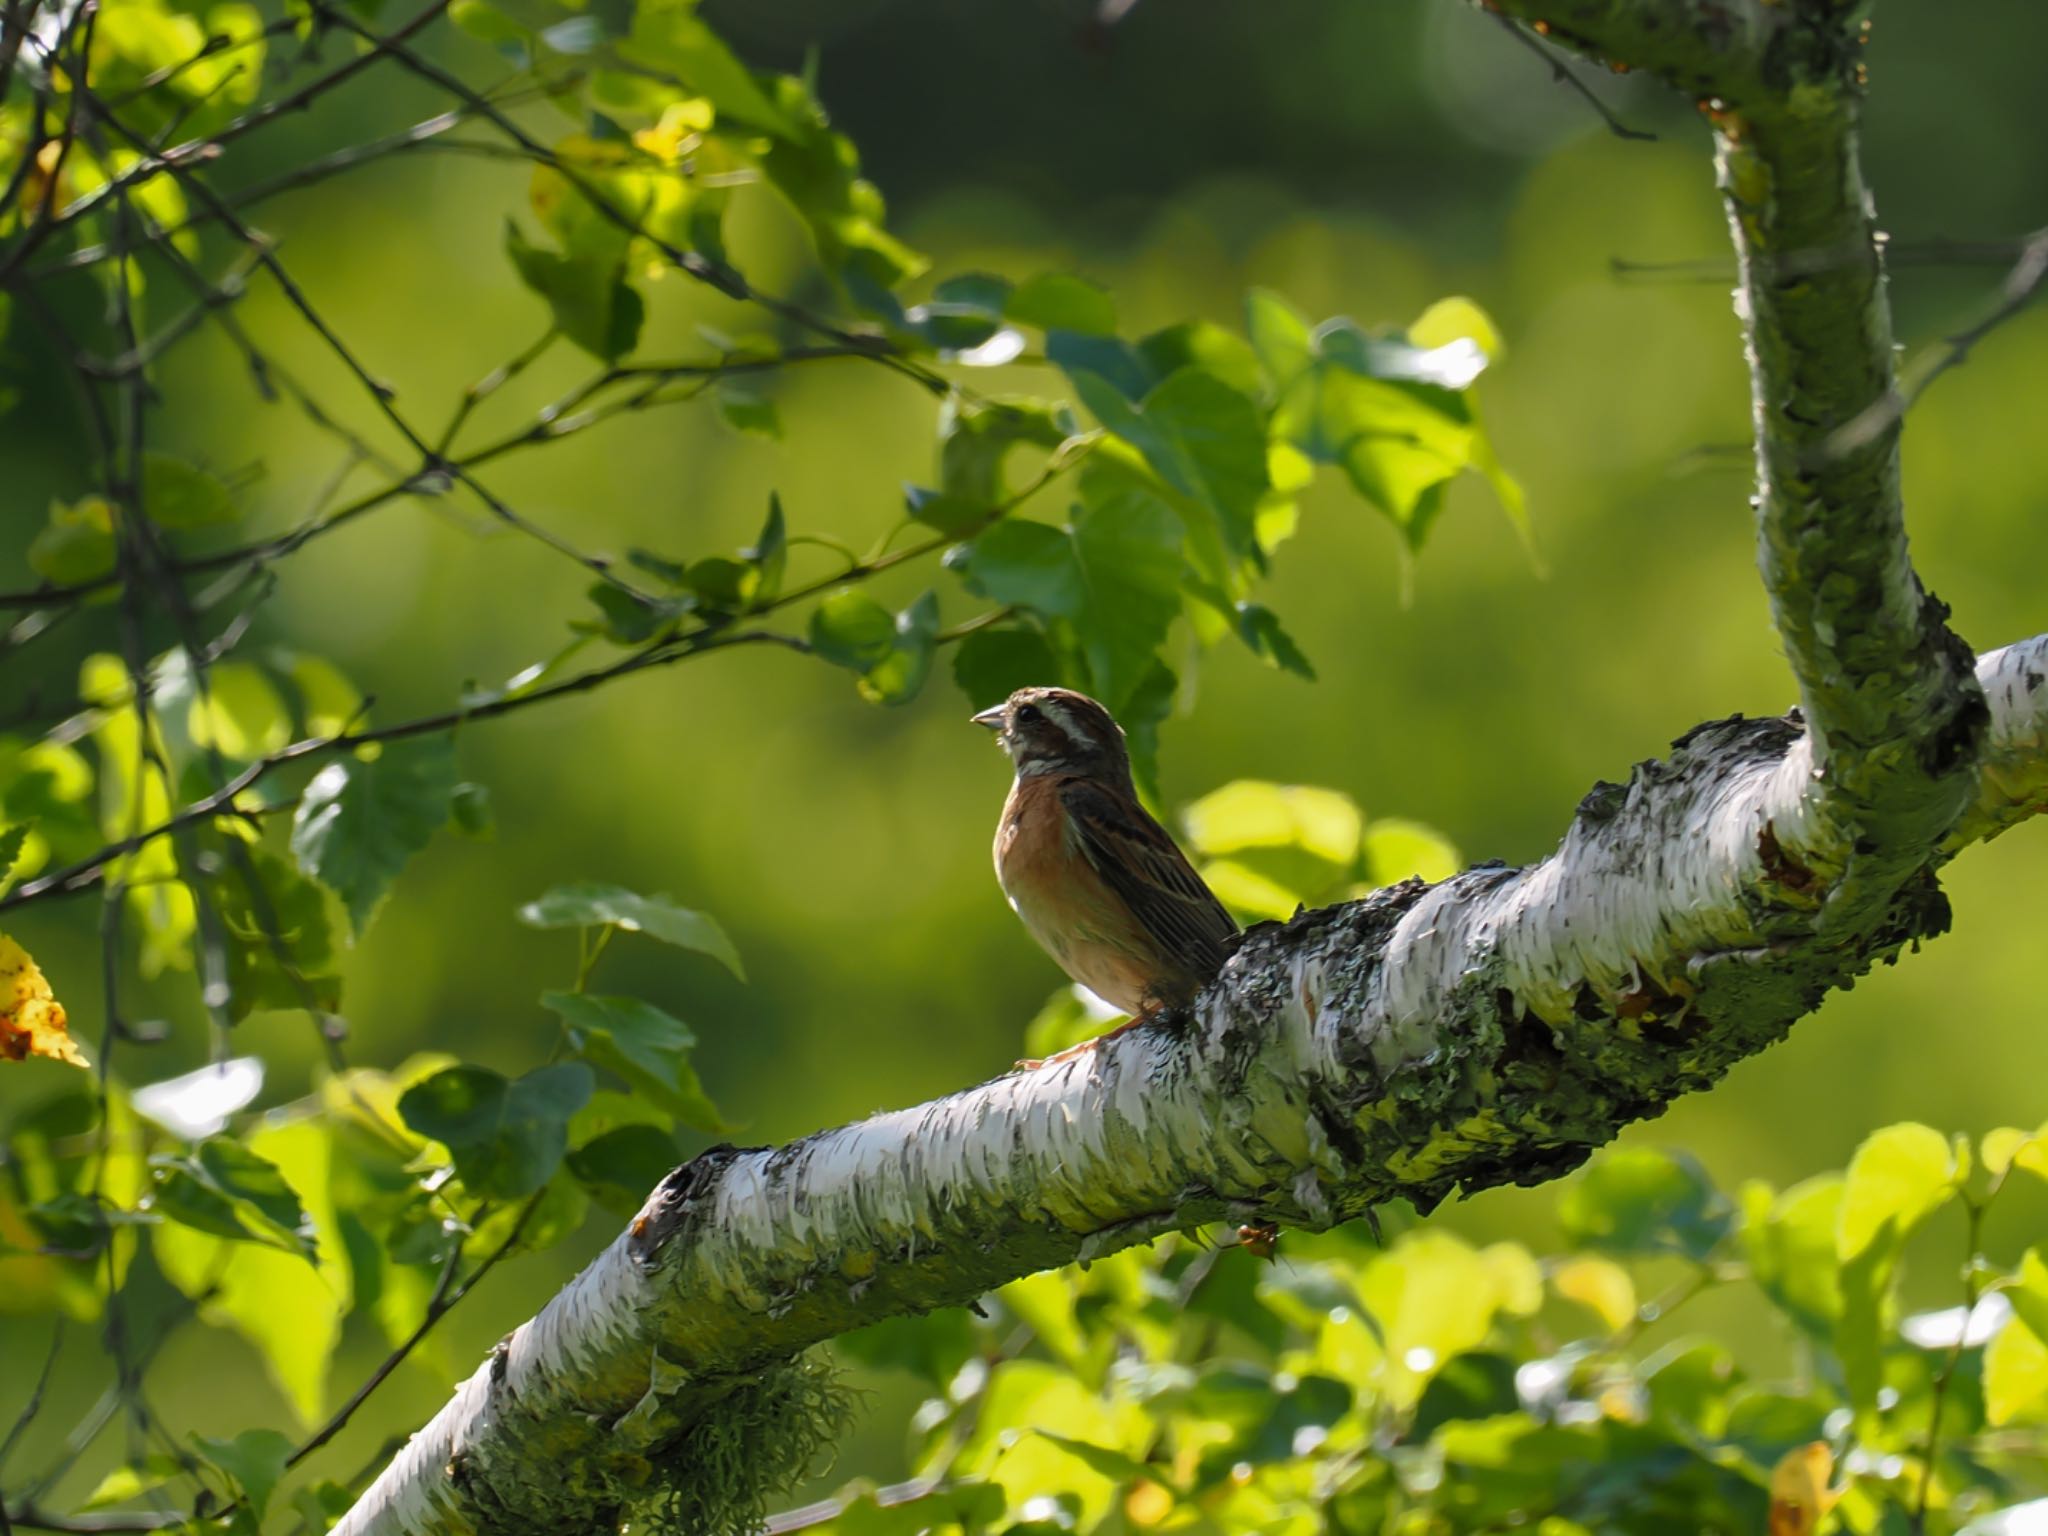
[331,4,2048,1532]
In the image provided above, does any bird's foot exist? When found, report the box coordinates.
[1013,1011,1152,1071]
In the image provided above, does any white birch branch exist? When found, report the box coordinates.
[330,636,2046,1536]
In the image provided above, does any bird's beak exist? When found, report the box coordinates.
[970,705,1005,731]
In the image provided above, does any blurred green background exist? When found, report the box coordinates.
[3,0,2045,1499]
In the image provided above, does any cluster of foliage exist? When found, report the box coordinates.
[814,1122,2048,1536]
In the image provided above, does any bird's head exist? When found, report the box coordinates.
[972,686,1129,779]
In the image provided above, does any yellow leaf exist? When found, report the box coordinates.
[1768,1442,1837,1536]
[1984,1125,2048,1183]
[1551,1255,1636,1332]
[0,933,87,1068]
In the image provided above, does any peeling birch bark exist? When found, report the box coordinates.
[331,637,2048,1536]
[329,7,2044,1533]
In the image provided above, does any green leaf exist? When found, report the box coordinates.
[938,397,1071,505]
[28,495,116,585]
[214,850,344,1021]
[284,652,363,738]
[584,582,689,643]
[150,1118,349,1427]
[451,782,495,837]
[1838,1121,1958,1259]
[541,992,732,1133]
[290,738,460,936]
[1074,367,1266,563]
[398,1063,595,1200]
[1049,330,1155,402]
[622,0,799,136]
[1245,289,1315,388]
[1230,602,1315,679]
[82,1456,185,1511]
[1005,273,1117,336]
[715,385,781,440]
[567,1123,682,1215]
[1136,322,1268,402]
[1742,1175,1844,1338]
[187,661,292,760]
[809,589,897,671]
[1032,1429,1152,1483]
[902,483,987,538]
[1558,1147,1730,1261]
[837,1307,983,1388]
[1361,818,1463,884]
[149,1146,313,1258]
[746,494,788,604]
[1182,781,1362,867]
[1316,316,1488,391]
[142,453,237,529]
[1409,295,1505,360]
[2008,1249,2048,1344]
[1986,1310,2048,1426]
[963,492,1183,714]
[516,882,744,977]
[193,1429,293,1519]
[857,591,939,707]
[0,821,28,882]
[504,219,642,362]
[951,626,1061,711]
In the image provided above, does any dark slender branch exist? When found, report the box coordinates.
[0,629,809,913]
[306,0,950,400]
[1487,10,1654,142]
[0,0,455,273]
[0,1325,63,1479]
[0,343,893,613]
[285,1191,544,1472]
[1824,225,2048,462]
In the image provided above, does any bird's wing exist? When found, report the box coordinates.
[1057,777,1239,976]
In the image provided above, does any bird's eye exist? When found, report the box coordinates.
[1016,704,1042,725]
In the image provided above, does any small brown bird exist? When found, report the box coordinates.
[973,687,1238,1036]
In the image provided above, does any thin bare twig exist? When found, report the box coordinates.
[1488,10,1655,143]
[1824,225,2048,463]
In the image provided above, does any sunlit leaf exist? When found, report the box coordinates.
[1838,1121,1958,1259]
[151,1117,349,1426]
[187,662,292,760]
[82,1456,185,1511]
[1006,273,1117,337]
[951,625,1061,712]
[147,1137,315,1258]
[567,1124,682,1215]
[1987,1311,2048,1427]
[1558,1146,1730,1261]
[541,992,731,1133]
[398,1062,595,1200]
[0,932,86,1068]
[27,495,116,586]
[142,454,237,529]
[290,738,460,936]
[193,1428,293,1519]
[1360,819,1463,885]
[516,882,743,977]
[212,850,344,1020]
[1766,1442,1836,1536]
[1550,1254,1636,1333]
[1182,780,1362,866]
[505,219,642,362]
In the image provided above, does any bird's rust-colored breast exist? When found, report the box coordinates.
[991,774,1169,1015]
